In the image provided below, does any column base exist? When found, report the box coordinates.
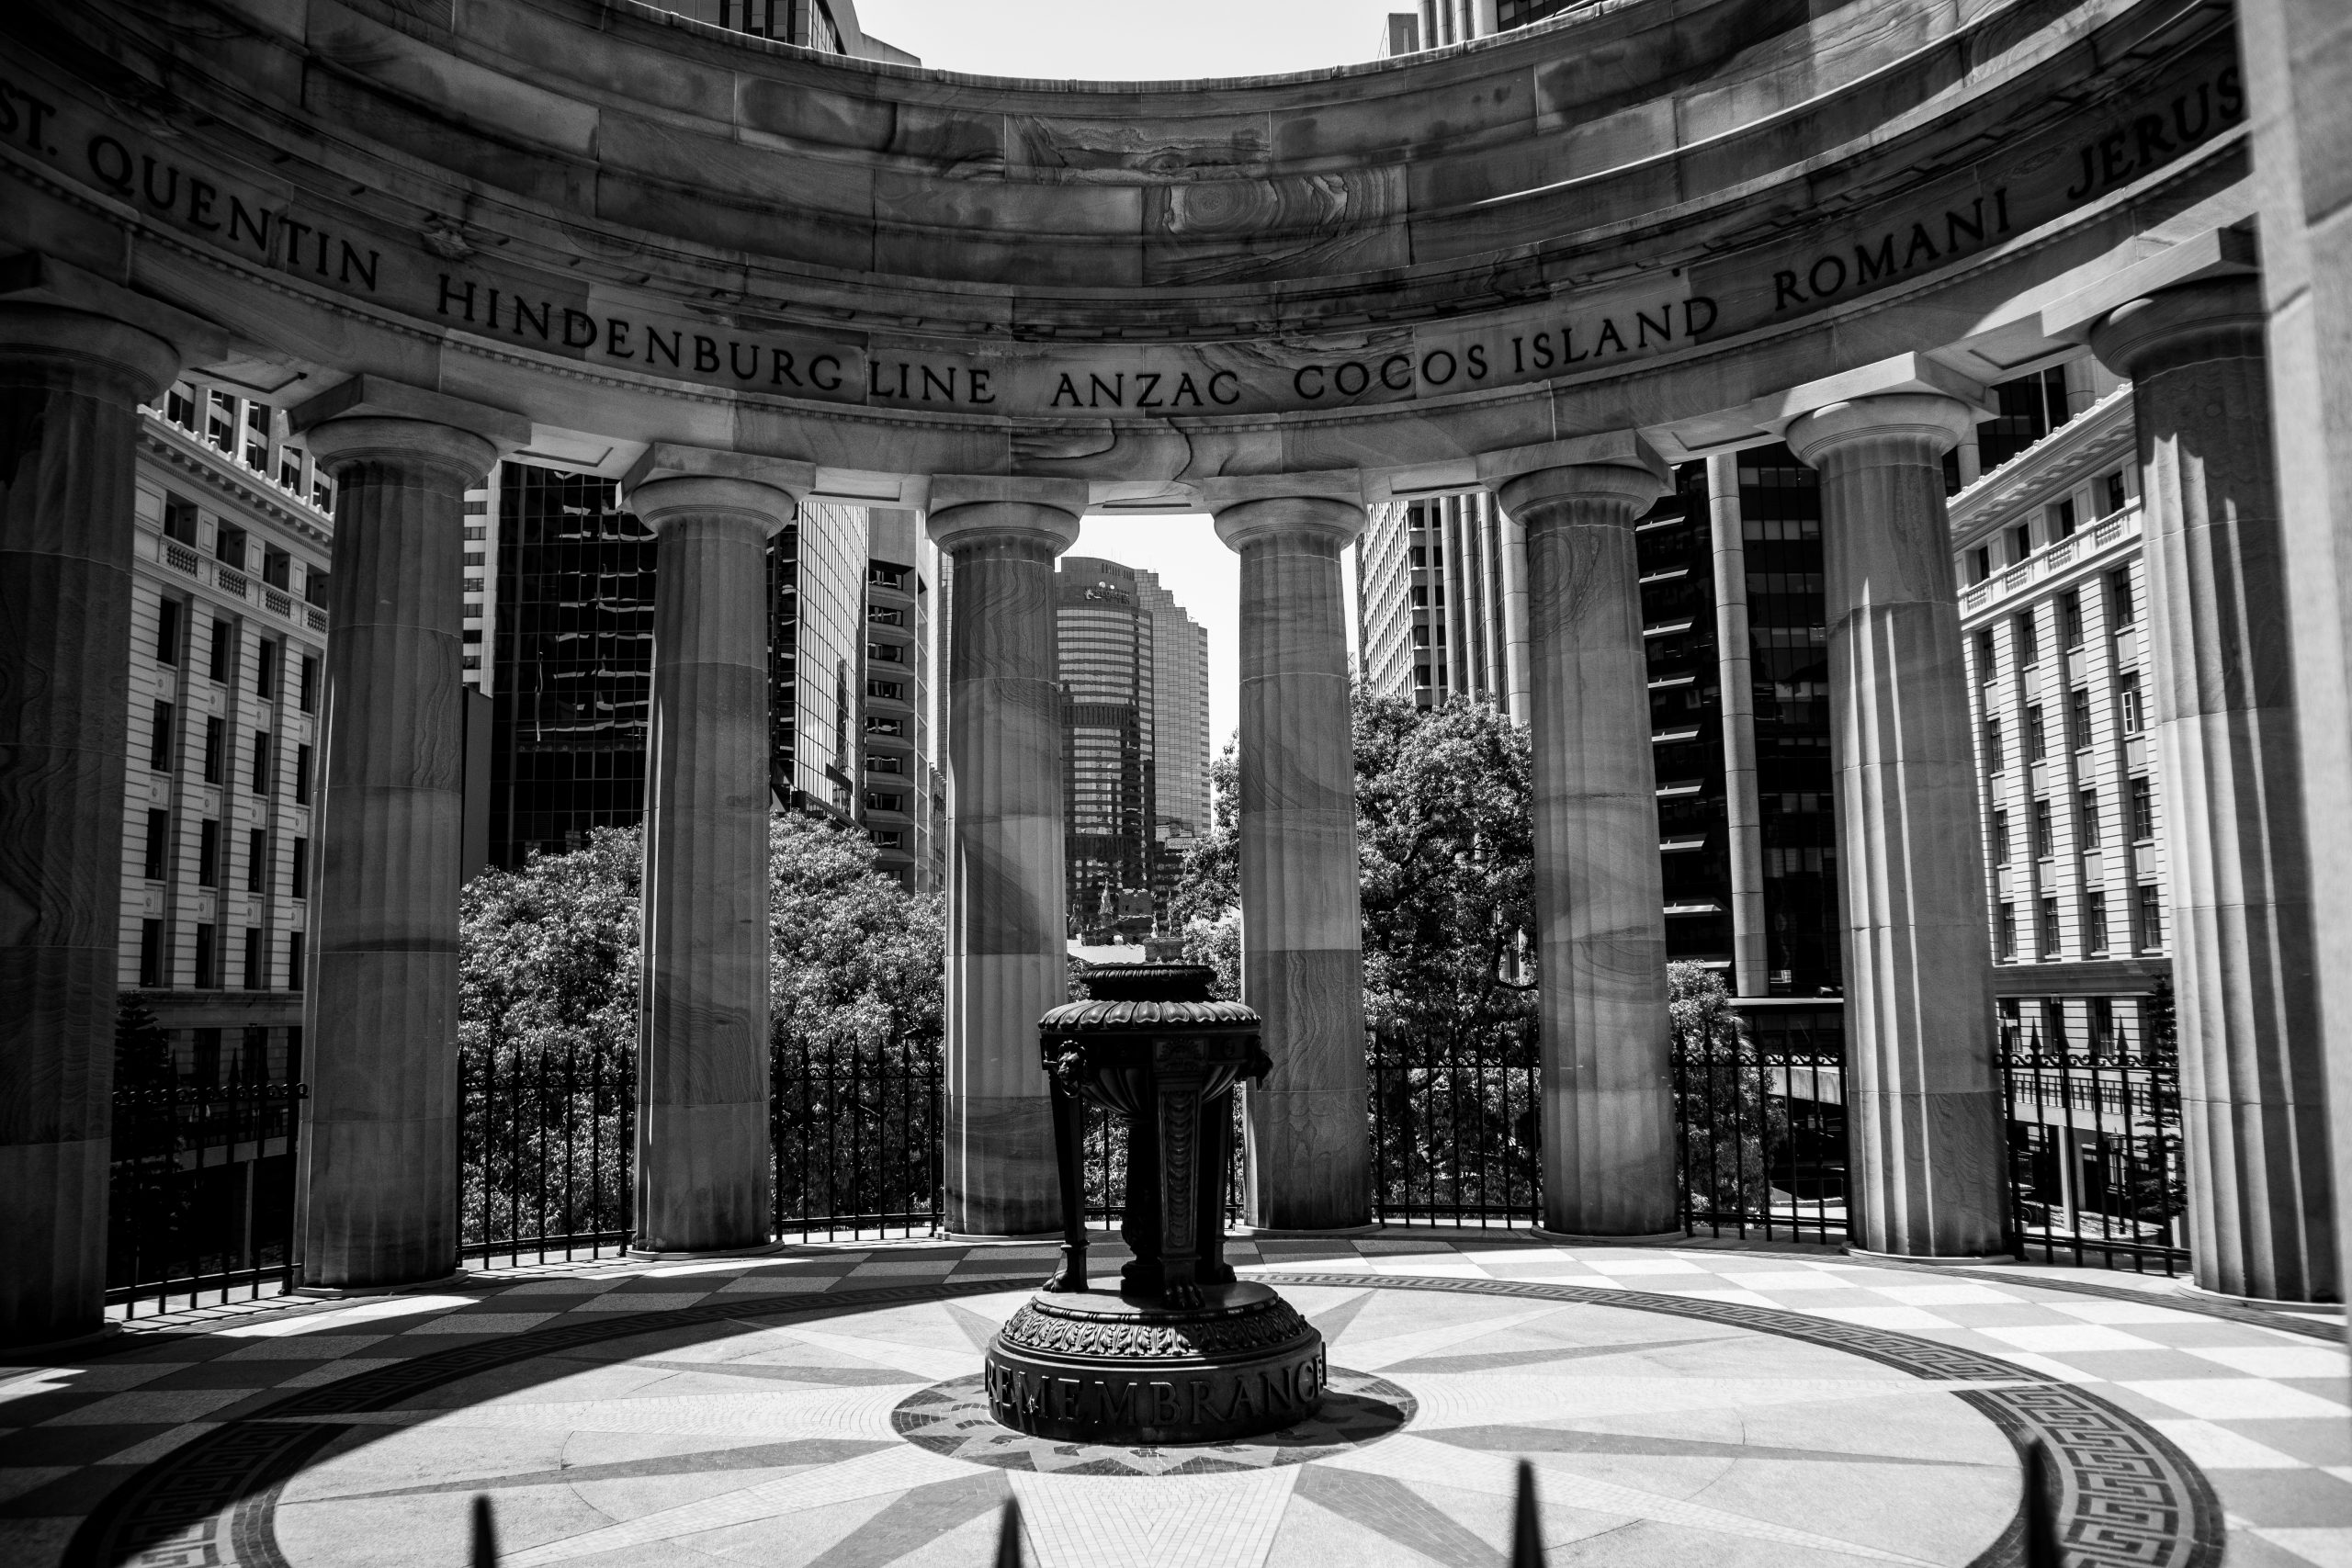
[292,1269,473,1300]
[2177,1280,2345,1313]
[1529,1227,1687,1247]
[1229,1223,1382,1240]
[1844,1247,2019,1268]
[626,1240,798,1262]
[943,1229,1063,1245]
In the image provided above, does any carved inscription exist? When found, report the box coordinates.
[985,1348,1325,1430]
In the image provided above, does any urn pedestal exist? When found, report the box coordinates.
[983,965,1326,1445]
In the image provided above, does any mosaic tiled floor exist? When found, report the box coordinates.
[4,1235,2346,1568]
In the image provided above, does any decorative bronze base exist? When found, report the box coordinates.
[983,1281,1326,1445]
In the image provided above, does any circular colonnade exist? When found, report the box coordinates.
[0,0,2330,1343]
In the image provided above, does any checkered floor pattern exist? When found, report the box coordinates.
[5,1233,2345,1567]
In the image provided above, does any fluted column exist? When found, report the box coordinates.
[1498,499,1533,726]
[932,495,1080,1237]
[1707,452,1769,998]
[291,378,525,1290]
[1494,464,1676,1236]
[1216,498,1370,1232]
[2089,280,2335,1302]
[1786,393,2006,1258]
[628,472,795,1253]
[0,288,202,1344]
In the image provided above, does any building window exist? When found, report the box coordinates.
[306,567,330,605]
[2039,896,2062,957]
[1971,546,1992,584]
[2068,686,2092,750]
[243,926,265,990]
[867,604,904,626]
[865,641,905,664]
[252,730,273,794]
[1992,809,2011,864]
[2026,705,2047,762]
[865,716,905,738]
[870,829,905,849]
[144,809,170,880]
[151,700,175,772]
[256,639,277,700]
[867,563,908,591]
[2086,891,2109,953]
[216,523,247,570]
[868,755,904,774]
[1973,627,1995,681]
[139,919,166,988]
[209,618,234,683]
[2033,799,2053,859]
[1997,903,2017,959]
[279,453,304,491]
[2014,610,2039,666]
[288,931,305,991]
[262,547,290,590]
[1414,664,1432,689]
[2076,789,2100,850]
[2102,470,2128,514]
[2059,589,2083,649]
[246,829,266,893]
[300,655,319,713]
[2050,498,2077,539]
[194,922,218,987]
[864,790,905,813]
[2108,568,2134,627]
[202,716,225,784]
[2118,671,2144,736]
[290,836,309,897]
[1984,718,2004,773]
[2129,776,2154,840]
[163,493,199,544]
[2092,997,2117,1052]
[2135,883,2163,951]
[197,818,220,887]
[865,679,905,702]
[2009,523,2032,564]
[294,744,312,806]
[156,597,184,665]
[166,385,198,431]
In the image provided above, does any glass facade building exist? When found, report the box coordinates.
[1058,558,1157,938]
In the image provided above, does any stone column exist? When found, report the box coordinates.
[2089,280,2335,1302]
[290,378,526,1290]
[1498,500,1532,726]
[1785,393,2007,1258]
[931,493,1080,1237]
[626,469,796,1253]
[1215,498,1370,1232]
[0,270,215,1344]
[1494,463,1677,1237]
[1706,452,1769,998]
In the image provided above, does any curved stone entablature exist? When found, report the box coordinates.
[0,0,2251,502]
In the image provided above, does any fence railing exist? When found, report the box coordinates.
[1368,1021,1543,1225]
[107,1049,305,1317]
[1675,1010,1849,1245]
[459,1034,635,1270]
[770,1037,942,1240]
[2000,1024,2187,1273]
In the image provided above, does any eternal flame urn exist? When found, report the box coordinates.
[982,964,1327,1445]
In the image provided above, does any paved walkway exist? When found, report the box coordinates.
[6,1234,2346,1568]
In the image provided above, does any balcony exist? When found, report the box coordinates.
[1962,504,2141,616]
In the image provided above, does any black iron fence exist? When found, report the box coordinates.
[1675,1006,1849,1245]
[107,1024,305,1317]
[2000,1023,2187,1273]
[1368,1021,1543,1225]
[459,1033,635,1270]
[770,1036,942,1240]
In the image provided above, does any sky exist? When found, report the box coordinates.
[852,1,1410,80]
[862,2,1396,750]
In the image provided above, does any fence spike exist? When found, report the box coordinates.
[2022,1438,2064,1568]
[1510,1459,1544,1568]
[470,1495,500,1568]
[993,1497,1024,1568]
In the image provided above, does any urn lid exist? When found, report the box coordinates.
[1072,962,1217,1002]
[1040,998,1261,1034]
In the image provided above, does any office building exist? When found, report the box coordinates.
[858,511,942,890]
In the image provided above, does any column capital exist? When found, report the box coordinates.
[624,442,813,510]
[927,499,1082,557]
[0,254,232,403]
[2086,276,2267,382]
[1493,462,1667,529]
[289,375,529,483]
[1783,392,1974,468]
[625,474,797,539]
[1211,495,1364,553]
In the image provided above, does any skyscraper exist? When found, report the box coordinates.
[1055,555,1209,936]
[857,510,941,891]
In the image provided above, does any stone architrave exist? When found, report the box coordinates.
[1494,461,1678,1237]
[290,378,527,1291]
[1213,498,1372,1234]
[2088,279,2336,1303]
[930,490,1082,1238]
[0,263,220,1345]
[1785,393,2007,1258]
[626,467,797,1254]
